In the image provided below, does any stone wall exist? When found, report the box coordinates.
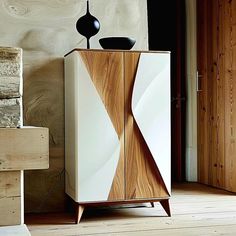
[0,0,148,212]
[0,47,22,127]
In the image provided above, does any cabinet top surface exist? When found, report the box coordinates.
[64,48,171,57]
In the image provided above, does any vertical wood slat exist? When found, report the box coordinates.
[0,171,22,226]
[217,0,225,188]
[197,0,217,186]
[0,127,49,171]
[197,0,224,188]
[209,0,219,187]
[206,0,214,186]
[197,0,236,192]
[224,0,236,192]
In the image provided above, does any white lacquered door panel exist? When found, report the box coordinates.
[132,53,171,195]
[65,52,120,202]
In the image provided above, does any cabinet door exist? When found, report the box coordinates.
[124,52,171,200]
[78,51,125,202]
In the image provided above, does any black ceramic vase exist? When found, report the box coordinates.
[76,0,100,49]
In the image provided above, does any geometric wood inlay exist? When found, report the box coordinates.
[79,51,125,201]
[124,52,169,199]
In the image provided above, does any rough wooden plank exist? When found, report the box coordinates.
[216,0,225,188]
[0,197,21,226]
[224,0,236,193]
[209,0,220,188]
[0,98,22,128]
[198,0,236,193]
[85,226,236,236]
[0,224,31,236]
[0,171,21,198]
[197,0,224,188]
[0,171,22,226]
[0,127,49,171]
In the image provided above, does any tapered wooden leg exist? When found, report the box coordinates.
[150,202,155,208]
[76,205,85,224]
[160,199,171,216]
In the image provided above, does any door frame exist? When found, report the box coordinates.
[185,0,198,181]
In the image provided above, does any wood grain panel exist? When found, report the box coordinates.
[197,0,236,193]
[0,171,21,198]
[197,0,210,184]
[197,0,221,187]
[124,52,169,200]
[25,183,236,236]
[217,0,225,188]
[224,0,236,192]
[79,51,125,201]
[209,0,219,187]
[0,127,49,171]
[0,171,22,226]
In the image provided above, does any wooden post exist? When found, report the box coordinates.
[0,127,49,226]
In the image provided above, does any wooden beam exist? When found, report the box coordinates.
[0,127,49,171]
[0,171,22,226]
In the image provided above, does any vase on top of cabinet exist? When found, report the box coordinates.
[76,0,100,49]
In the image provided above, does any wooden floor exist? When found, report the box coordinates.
[26,183,236,236]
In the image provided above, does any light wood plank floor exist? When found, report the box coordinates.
[26,183,236,236]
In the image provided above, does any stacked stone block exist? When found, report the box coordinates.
[0,47,23,127]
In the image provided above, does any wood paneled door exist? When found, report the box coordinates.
[64,49,171,223]
[197,0,236,192]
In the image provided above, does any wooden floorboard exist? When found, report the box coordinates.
[26,183,236,236]
[0,224,31,236]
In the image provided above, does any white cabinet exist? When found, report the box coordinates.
[64,49,171,223]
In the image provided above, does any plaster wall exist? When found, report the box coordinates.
[0,0,148,212]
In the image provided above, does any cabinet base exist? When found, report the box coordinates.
[75,198,171,223]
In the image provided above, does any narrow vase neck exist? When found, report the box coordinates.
[86,0,90,14]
